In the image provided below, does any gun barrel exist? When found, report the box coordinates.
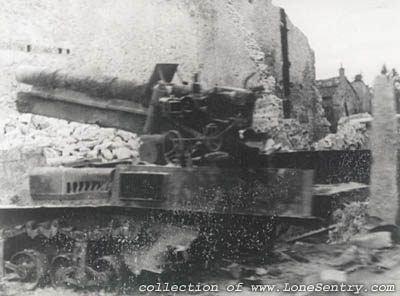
[15,64,180,133]
[16,66,146,103]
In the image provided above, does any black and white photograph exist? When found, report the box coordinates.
[0,0,399,295]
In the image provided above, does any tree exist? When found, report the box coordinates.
[369,71,400,225]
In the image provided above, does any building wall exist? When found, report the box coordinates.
[0,0,326,148]
[0,0,315,90]
[332,77,360,129]
[352,79,372,114]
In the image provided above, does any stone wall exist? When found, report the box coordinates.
[0,0,324,155]
[0,0,315,90]
[290,63,330,141]
[352,77,372,114]
[333,76,361,124]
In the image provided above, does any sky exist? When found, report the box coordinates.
[273,0,400,85]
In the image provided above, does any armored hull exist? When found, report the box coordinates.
[0,161,315,291]
[0,64,319,291]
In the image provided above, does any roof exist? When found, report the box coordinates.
[316,77,340,88]
[316,77,340,98]
[316,76,360,101]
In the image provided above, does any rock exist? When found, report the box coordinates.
[97,140,113,150]
[86,149,99,159]
[252,94,283,133]
[254,267,268,276]
[351,231,392,249]
[97,128,116,139]
[312,114,370,150]
[80,139,102,149]
[101,149,114,161]
[128,138,139,148]
[263,138,275,151]
[78,147,90,154]
[62,146,75,157]
[19,123,29,135]
[111,137,126,149]
[18,113,32,124]
[113,147,132,159]
[65,136,78,144]
[116,129,136,142]
[319,269,347,283]
[31,115,52,129]
[43,147,61,159]
[274,132,292,149]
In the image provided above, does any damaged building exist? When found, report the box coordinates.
[317,67,371,132]
[1,1,398,294]
[0,0,329,147]
[0,0,315,90]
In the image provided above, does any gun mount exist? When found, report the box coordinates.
[16,64,262,166]
[0,63,318,292]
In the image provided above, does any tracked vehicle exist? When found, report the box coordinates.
[0,64,316,291]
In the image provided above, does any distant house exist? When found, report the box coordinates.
[352,74,372,115]
[316,67,370,132]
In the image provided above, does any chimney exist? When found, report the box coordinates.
[354,74,363,82]
[339,65,345,78]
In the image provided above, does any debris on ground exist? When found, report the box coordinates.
[254,267,268,276]
[252,94,283,135]
[0,114,140,164]
[368,224,400,243]
[351,231,393,249]
[329,245,376,270]
[375,252,400,271]
[285,225,337,244]
[319,269,347,282]
[329,202,369,243]
[312,113,371,150]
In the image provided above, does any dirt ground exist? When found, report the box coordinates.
[2,243,399,296]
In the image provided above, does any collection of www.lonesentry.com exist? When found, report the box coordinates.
[138,282,396,294]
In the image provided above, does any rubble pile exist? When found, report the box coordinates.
[226,0,308,153]
[311,113,371,150]
[263,118,311,153]
[255,110,370,153]
[252,95,311,153]
[329,202,369,243]
[0,114,140,164]
[289,77,331,141]
[307,85,331,140]
[252,94,283,132]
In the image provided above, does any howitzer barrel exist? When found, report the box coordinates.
[16,66,146,103]
[15,64,182,134]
